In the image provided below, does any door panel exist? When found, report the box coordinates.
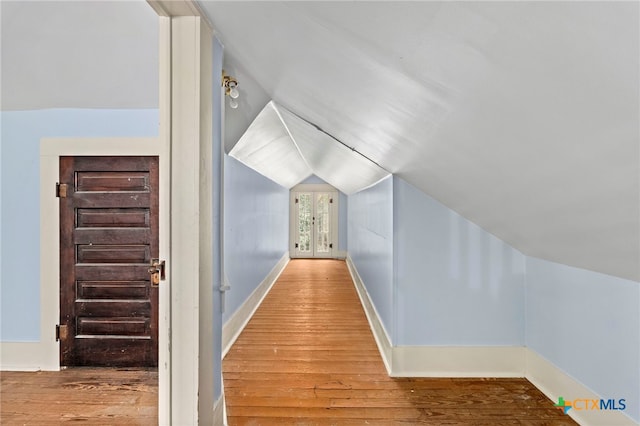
[292,191,336,258]
[315,193,331,255]
[297,193,313,255]
[59,156,159,367]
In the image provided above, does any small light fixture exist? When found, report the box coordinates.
[222,70,239,109]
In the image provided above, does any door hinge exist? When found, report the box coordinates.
[330,198,333,203]
[148,259,166,287]
[56,183,68,198]
[295,198,299,204]
[56,324,68,341]
[329,243,333,249]
[295,243,299,248]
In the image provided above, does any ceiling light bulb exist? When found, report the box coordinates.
[229,98,238,109]
[229,87,239,99]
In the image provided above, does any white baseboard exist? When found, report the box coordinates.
[344,255,638,425]
[221,252,289,357]
[347,255,522,378]
[0,342,59,371]
[346,255,393,374]
[213,393,226,426]
[526,349,638,426]
[392,346,525,378]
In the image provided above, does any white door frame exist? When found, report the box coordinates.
[290,184,339,258]
[1,3,216,425]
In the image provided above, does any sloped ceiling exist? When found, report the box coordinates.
[204,1,639,282]
[278,105,390,194]
[230,101,390,194]
[229,101,313,189]
[2,1,637,282]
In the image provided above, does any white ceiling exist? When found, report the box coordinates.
[0,1,158,110]
[2,1,638,282]
[204,1,639,282]
[229,101,390,194]
[230,101,313,189]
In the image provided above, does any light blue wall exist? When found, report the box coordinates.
[338,191,347,252]
[347,175,394,340]
[0,109,158,342]
[299,175,348,251]
[526,257,640,422]
[346,173,638,421]
[222,155,289,324]
[393,177,525,345]
[211,37,224,400]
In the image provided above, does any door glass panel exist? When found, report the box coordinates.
[316,194,330,253]
[298,193,312,253]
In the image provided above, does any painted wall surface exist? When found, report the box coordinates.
[338,191,347,252]
[526,257,640,422]
[393,177,526,346]
[222,155,289,324]
[212,37,224,401]
[300,174,348,251]
[0,109,159,342]
[347,175,394,341]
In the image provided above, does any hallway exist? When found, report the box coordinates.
[222,259,575,425]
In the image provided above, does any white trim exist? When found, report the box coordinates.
[392,346,525,378]
[0,343,55,371]
[290,185,340,259]
[169,15,216,424]
[40,137,159,156]
[213,394,226,426]
[347,254,523,378]
[346,255,393,374]
[526,349,638,426]
[154,5,213,423]
[222,253,290,357]
[345,254,639,425]
[197,19,215,424]
[148,0,202,18]
[157,15,171,426]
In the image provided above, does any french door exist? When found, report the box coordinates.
[291,190,337,258]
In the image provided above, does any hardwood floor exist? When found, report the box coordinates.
[223,259,577,425]
[0,368,157,425]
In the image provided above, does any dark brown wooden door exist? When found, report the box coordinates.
[59,156,159,367]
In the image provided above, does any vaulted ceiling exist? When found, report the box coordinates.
[229,101,389,194]
[2,1,638,282]
[204,1,639,282]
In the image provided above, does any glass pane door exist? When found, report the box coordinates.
[315,193,330,254]
[297,193,312,254]
[292,191,335,258]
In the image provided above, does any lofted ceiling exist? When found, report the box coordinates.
[204,1,639,282]
[229,101,390,194]
[1,1,638,282]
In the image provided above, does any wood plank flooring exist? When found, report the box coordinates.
[223,259,577,425]
[0,368,157,425]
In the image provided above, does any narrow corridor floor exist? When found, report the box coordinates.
[223,259,576,425]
